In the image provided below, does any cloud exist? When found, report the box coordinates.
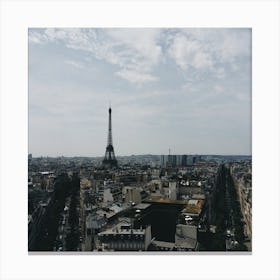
[213,85,224,93]
[215,67,226,79]
[115,69,158,84]
[218,29,251,63]
[29,28,251,86]
[106,28,162,65]
[167,28,251,79]
[29,29,48,44]
[64,60,84,69]
[29,28,162,85]
[168,34,213,71]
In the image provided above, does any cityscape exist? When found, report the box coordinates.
[28,107,252,252]
[28,28,252,253]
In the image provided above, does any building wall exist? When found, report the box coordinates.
[99,233,147,251]
[103,188,114,203]
[160,155,196,167]
[168,182,177,200]
[176,224,197,240]
[124,187,141,204]
[144,225,152,250]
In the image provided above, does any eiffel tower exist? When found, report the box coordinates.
[102,107,118,168]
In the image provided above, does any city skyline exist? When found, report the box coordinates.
[29,28,251,157]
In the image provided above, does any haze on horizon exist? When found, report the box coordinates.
[28,28,251,157]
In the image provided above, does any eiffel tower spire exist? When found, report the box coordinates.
[102,106,118,168]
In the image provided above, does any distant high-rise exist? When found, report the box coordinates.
[102,107,118,168]
[160,154,190,167]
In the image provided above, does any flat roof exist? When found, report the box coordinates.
[182,199,204,215]
[188,199,198,205]
[134,203,151,210]
[143,197,188,205]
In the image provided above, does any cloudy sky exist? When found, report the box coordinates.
[28,28,251,157]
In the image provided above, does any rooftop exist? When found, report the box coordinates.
[98,222,146,236]
[134,203,151,210]
[182,199,204,215]
[143,197,188,205]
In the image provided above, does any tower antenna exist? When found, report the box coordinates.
[102,106,118,168]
